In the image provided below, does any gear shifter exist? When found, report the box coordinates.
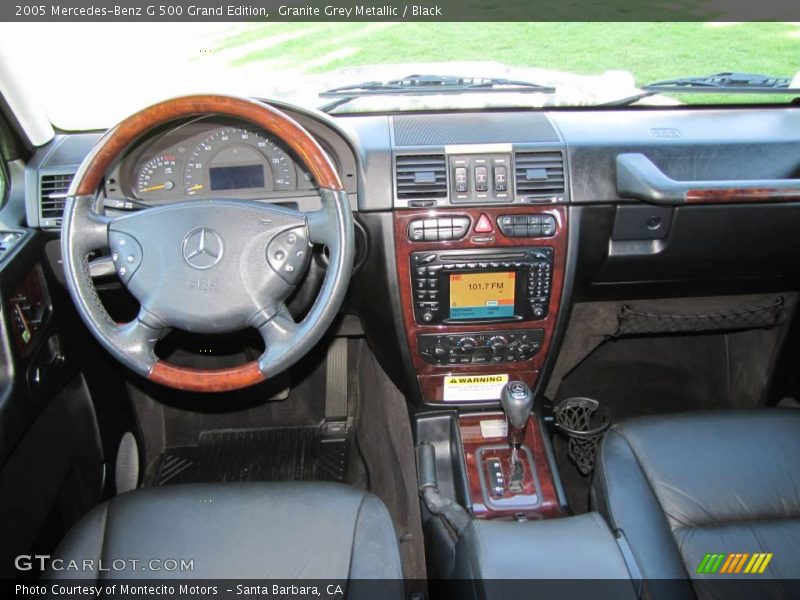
[499,381,534,492]
[500,381,535,451]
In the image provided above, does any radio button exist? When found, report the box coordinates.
[528,224,542,237]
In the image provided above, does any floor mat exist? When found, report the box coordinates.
[552,334,734,514]
[153,427,348,486]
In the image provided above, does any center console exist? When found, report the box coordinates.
[393,120,630,596]
[394,204,568,404]
[395,143,571,526]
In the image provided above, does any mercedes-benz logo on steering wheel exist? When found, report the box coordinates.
[182,227,224,270]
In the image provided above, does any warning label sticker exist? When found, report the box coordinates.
[443,374,509,402]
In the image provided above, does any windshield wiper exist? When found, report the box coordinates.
[319,74,556,113]
[601,72,800,107]
[643,72,797,93]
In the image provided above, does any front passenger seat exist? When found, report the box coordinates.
[592,410,800,598]
[49,482,403,587]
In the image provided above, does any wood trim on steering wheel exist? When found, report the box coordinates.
[69,95,344,392]
[149,361,266,393]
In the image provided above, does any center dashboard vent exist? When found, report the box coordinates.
[39,172,74,227]
[395,155,447,200]
[514,151,565,197]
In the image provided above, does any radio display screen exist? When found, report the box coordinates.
[449,271,516,320]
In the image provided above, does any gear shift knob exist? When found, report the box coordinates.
[500,381,534,446]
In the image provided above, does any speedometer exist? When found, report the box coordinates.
[183,127,296,196]
[135,154,179,199]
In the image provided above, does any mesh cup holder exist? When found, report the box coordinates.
[554,397,610,475]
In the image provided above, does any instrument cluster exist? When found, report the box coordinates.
[113,118,320,204]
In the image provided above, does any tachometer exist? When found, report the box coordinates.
[183,127,296,196]
[135,154,179,198]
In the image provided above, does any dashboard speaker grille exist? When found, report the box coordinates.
[393,113,559,146]
[395,155,448,199]
[514,151,565,197]
[39,172,74,226]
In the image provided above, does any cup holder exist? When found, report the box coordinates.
[554,397,610,475]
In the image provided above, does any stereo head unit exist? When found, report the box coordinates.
[411,247,553,325]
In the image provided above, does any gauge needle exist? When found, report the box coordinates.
[141,184,166,192]
[187,184,204,192]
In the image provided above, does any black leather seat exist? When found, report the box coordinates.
[50,482,403,584]
[593,410,800,598]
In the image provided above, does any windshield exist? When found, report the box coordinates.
[1,22,797,130]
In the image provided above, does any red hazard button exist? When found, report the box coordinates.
[474,213,493,233]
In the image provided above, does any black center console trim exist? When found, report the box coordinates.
[418,329,544,366]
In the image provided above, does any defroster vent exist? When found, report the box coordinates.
[514,151,565,198]
[395,155,447,200]
[39,173,74,227]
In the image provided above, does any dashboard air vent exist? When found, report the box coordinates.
[395,155,447,200]
[39,173,74,226]
[514,151,565,197]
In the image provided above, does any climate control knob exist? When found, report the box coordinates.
[457,337,478,354]
[517,343,534,358]
[433,345,448,360]
[488,336,509,355]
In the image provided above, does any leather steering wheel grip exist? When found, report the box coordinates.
[63,95,349,393]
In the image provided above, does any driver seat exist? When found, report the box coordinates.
[49,482,403,585]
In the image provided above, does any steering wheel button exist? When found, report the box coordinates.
[274,250,286,261]
[126,255,135,263]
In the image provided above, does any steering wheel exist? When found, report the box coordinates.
[61,95,354,392]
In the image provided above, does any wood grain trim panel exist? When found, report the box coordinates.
[71,94,343,195]
[460,413,563,519]
[685,188,800,204]
[393,205,568,403]
[149,361,265,392]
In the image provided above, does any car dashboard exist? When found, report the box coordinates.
[10,102,800,409]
